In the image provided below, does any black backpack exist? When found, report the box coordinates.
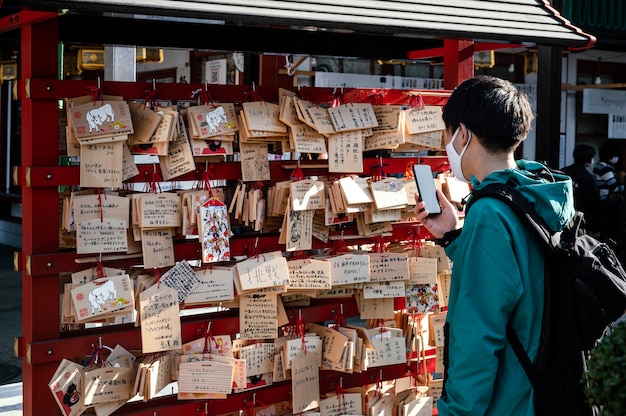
[467,179,626,416]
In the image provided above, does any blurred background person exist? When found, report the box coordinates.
[561,144,600,235]
[593,141,625,257]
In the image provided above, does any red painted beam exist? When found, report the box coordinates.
[28,301,358,364]
[407,42,526,60]
[22,78,451,106]
[406,47,446,61]
[0,10,59,34]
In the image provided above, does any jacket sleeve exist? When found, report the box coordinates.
[437,209,524,415]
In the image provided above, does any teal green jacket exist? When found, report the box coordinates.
[437,160,575,416]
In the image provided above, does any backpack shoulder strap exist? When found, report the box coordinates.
[466,182,553,247]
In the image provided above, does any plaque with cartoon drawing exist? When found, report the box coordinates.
[71,101,133,140]
[189,103,239,139]
[200,198,231,263]
[70,274,134,322]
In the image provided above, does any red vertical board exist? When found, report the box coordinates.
[20,14,62,416]
[443,38,475,90]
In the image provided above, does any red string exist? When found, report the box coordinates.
[285,310,299,339]
[373,235,387,253]
[144,88,161,110]
[336,384,347,414]
[375,371,383,398]
[93,262,106,279]
[370,160,387,182]
[243,399,255,416]
[151,268,162,288]
[291,250,309,262]
[375,319,389,340]
[370,89,386,105]
[404,161,415,179]
[333,309,346,329]
[332,238,349,256]
[203,329,215,356]
[199,164,215,196]
[330,88,344,107]
[191,88,212,105]
[409,93,425,110]
[246,89,265,102]
[298,314,307,354]
[145,167,162,194]
[96,188,106,222]
[411,228,422,256]
[290,167,306,181]
[86,86,103,104]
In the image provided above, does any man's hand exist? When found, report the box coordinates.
[413,189,462,238]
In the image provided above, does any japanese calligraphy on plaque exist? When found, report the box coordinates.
[368,252,410,282]
[408,256,438,284]
[328,130,363,173]
[139,284,182,353]
[328,103,378,132]
[328,253,370,286]
[158,260,201,303]
[291,351,320,413]
[80,141,124,188]
[235,251,290,292]
[403,105,445,135]
[287,258,332,290]
[239,292,279,340]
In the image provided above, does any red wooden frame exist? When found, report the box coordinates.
[15,12,473,416]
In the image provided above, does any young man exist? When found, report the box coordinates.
[414,76,576,415]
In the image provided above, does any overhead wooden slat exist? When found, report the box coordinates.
[16,0,596,48]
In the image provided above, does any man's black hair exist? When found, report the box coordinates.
[442,76,534,154]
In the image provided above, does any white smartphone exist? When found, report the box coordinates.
[413,164,441,215]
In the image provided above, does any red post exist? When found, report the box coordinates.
[20,14,61,416]
[443,38,475,90]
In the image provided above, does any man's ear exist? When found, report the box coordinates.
[458,123,471,145]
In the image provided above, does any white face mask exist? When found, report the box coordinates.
[446,127,472,182]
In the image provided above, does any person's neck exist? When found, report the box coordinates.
[467,152,516,182]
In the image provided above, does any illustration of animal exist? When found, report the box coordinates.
[62,383,80,407]
[88,279,117,314]
[86,103,115,133]
[205,106,227,134]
